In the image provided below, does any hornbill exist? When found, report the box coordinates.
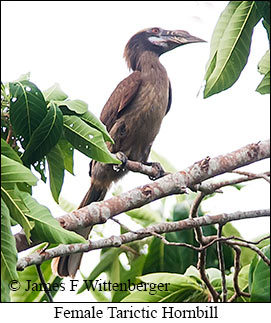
[52,27,205,277]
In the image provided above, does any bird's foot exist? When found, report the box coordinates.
[114,152,128,172]
[144,161,165,180]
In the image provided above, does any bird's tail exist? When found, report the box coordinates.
[51,185,107,278]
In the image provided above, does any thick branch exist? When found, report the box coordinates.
[15,139,270,252]
[16,209,270,270]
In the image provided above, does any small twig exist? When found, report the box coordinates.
[149,231,200,251]
[217,225,227,302]
[198,249,220,302]
[6,125,13,144]
[228,245,250,302]
[233,235,270,245]
[226,240,270,266]
[110,217,138,234]
[35,265,53,302]
[232,170,270,184]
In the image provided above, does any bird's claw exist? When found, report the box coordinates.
[114,152,128,172]
[145,161,165,180]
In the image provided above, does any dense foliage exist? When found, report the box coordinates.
[1,1,270,302]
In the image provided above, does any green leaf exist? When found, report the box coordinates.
[256,71,270,94]
[126,206,162,227]
[1,154,38,186]
[21,102,63,165]
[204,1,261,98]
[1,199,19,283]
[150,150,177,173]
[57,138,74,174]
[257,50,270,75]
[57,99,88,114]
[42,83,68,102]
[9,80,47,147]
[15,72,31,82]
[63,115,120,164]
[1,184,33,241]
[121,272,205,302]
[255,1,270,23]
[1,139,22,164]
[80,110,113,143]
[112,254,147,302]
[250,245,270,302]
[33,158,47,183]
[262,19,270,40]
[20,192,87,244]
[58,196,77,213]
[46,144,65,203]
[11,258,61,302]
[78,248,122,294]
[1,279,10,302]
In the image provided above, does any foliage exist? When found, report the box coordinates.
[1,74,121,302]
[204,1,270,98]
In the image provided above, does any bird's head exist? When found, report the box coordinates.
[124,27,206,70]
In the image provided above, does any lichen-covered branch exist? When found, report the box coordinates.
[16,209,270,270]
[15,139,270,252]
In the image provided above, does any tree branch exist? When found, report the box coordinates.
[16,209,270,270]
[15,139,270,253]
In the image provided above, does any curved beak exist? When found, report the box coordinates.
[161,29,206,46]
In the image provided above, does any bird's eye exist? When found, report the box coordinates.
[151,28,160,34]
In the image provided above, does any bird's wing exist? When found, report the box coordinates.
[165,80,172,115]
[100,71,142,132]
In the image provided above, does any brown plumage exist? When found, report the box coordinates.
[52,27,205,277]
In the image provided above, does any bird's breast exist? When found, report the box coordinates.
[110,74,169,161]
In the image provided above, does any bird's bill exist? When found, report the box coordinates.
[161,29,206,45]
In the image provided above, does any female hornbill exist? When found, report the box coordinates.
[52,27,205,277]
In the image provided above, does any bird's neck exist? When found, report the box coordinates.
[135,51,166,75]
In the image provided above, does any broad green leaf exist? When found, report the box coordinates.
[47,144,65,203]
[1,155,38,186]
[80,110,113,143]
[58,138,74,174]
[184,265,202,283]
[1,199,19,283]
[21,102,63,165]
[1,185,33,240]
[112,254,147,302]
[126,206,162,227]
[9,80,47,147]
[15,72,31,82]
[1,139,22,164]
[262,19,270,40]
[63,115,120,164]
[250,245,270,302]
[255,1,270,24]
[33,158,47,183]
[121,272,204,302]
[1,279,10,302]
[78,248,122,294]
[257,50,270,75]
[238,264,250,292]
[11,258,61,302]
[256,71,270,94]
[21,192,87,244]
[42,83,68,102]
[151,150,177,173]
[56,99,88,114]
[204,1,261,98]
[58,196,77,213]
